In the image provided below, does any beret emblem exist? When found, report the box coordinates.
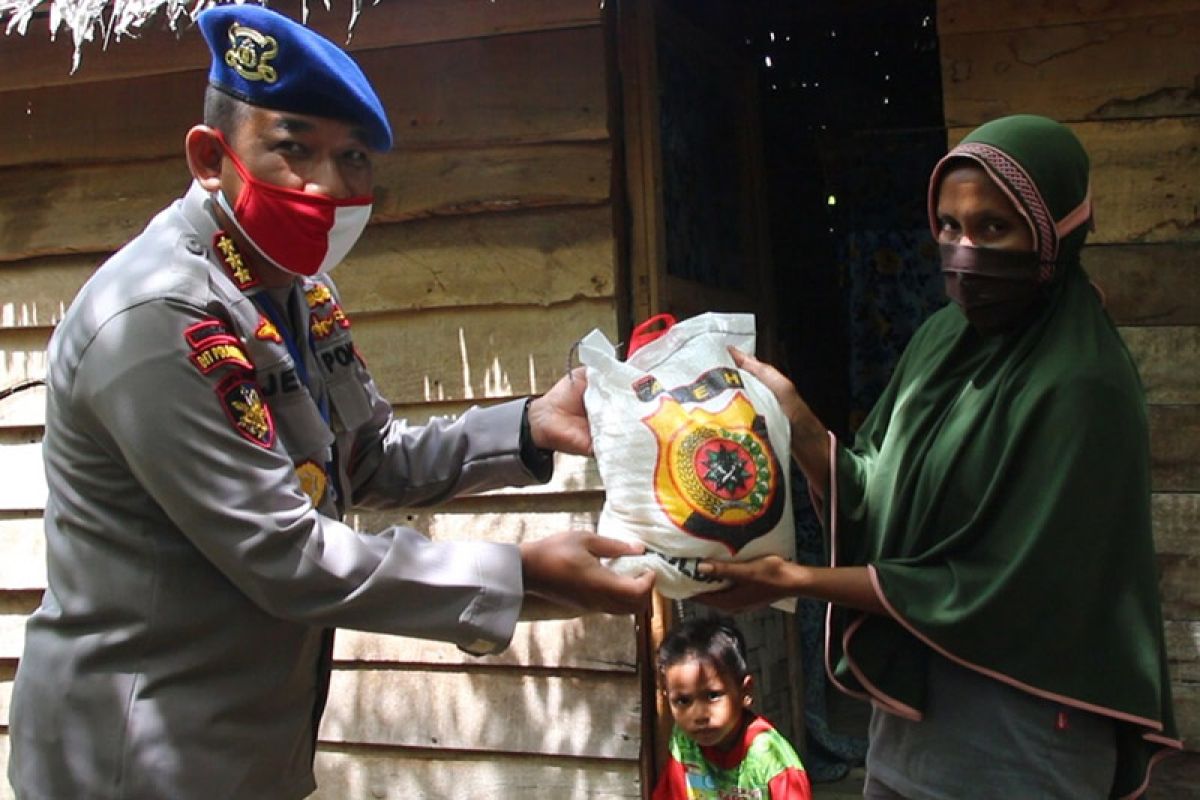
[224,23,279,84]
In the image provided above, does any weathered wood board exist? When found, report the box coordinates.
[0,203,617,325]
[311,748,640,800]
[1084,243,1200,326]
[1121,326,1200,405]
[0,298,617,405]
[1149,405,1200,492]
[335,613,634,673]
[317,668,641,759]
[0,144,611,263]
[939,0,1200,34]
[0,27,609,167]
[0,520,44,594]
[941,11,1200,125]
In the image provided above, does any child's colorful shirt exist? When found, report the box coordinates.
[653,714,812,799]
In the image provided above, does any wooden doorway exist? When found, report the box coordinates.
[613,0,946,795]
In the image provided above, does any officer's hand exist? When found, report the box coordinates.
[519,531,655,615]
[526,367,592,456]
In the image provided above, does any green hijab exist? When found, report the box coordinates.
[826,115,1180,797]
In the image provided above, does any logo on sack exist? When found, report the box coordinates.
[643,391,784,553]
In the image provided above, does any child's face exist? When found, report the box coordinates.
[662,657,751,750]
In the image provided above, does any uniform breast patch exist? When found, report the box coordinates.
[294,460,327,507]
[217,373,275,448]
[255,314,284,343]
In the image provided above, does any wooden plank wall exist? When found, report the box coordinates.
[939,0,1200,794]
[0,1,644,797]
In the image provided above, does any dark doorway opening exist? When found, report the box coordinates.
[649,0,946,789]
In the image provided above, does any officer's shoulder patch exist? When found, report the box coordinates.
[216,373,275,448]
[185,318,253,375]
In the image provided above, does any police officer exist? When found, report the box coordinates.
[8,5,653,798]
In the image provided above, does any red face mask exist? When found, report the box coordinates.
[213,134,373,277]
[940,243,1045,334]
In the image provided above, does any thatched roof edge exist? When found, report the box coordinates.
[0,0,358,73]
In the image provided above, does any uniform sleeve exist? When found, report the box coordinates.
[73,298,522,653]
[346,379,551,511]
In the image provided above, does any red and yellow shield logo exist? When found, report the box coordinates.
[643,391,784,554]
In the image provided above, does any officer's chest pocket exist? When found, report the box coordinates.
[258,363,335,461]
[314,333,374,433]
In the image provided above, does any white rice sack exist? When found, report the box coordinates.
[579,312,795,608]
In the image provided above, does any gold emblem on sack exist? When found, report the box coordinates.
[295,460,327,507]
[225,23,279,84]
[643,392,784,554]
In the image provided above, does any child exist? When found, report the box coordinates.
[654,616,812,799]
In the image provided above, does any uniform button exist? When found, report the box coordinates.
[184,237,205,256]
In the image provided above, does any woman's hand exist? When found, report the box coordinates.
[697,559,886,615]
[692,556,807,613]
[729,347,830,498]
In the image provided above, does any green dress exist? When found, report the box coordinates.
[824,115,1180,798]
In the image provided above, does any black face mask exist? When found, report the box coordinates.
[940,243,1045,334]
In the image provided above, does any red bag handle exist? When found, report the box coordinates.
[626,313,676,358]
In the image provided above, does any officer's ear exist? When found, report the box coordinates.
[185,125,225,191]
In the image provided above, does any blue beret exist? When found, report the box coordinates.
[197,3,392,151]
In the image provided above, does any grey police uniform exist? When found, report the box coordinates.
[8,181,546,799]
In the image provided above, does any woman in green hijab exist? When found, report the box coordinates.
[699,115,1180,798]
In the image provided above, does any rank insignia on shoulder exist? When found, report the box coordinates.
[217,373,275,448]
[185,318,253,375]
[294,460,327,507]
[255,314,284,344]
[213,232,259,290]
[304,282,333,309]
